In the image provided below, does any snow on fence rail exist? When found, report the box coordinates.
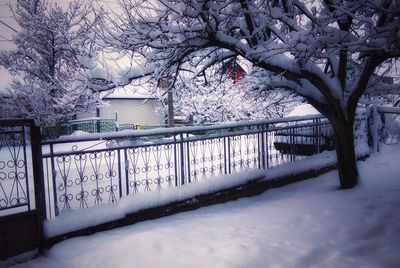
[41,116,336,219]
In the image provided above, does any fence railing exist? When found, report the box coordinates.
[2,108,399,221]
[41,115,338,218]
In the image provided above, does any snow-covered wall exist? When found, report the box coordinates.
[77,98,164,125]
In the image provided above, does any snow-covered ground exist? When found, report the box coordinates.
[10,144,400,268]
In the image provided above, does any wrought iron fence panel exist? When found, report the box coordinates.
[4,110,394,220]
[0,119,44,219]
[41,116,341,218]
[0,126,30,212]
[46,142,125,215]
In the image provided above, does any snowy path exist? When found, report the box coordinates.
[14,145,400,268]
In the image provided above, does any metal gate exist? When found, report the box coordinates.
[0,119,46,260]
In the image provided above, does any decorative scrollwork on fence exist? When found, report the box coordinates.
[164,144,175,188]
[74,153,89,209]
[141,147,152,192]
[208,139,216,178]
[152,146,164,191]
[0,130,29,210]
[199,140,208,180]
[56,155,73,210]
[189,141,199,183]
[229,136,243,172]
[127,147,140,194]
[104,150,118,204]
[216,138,225,176]
[89,152,104,205]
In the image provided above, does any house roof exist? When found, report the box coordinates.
[101,86,158,100]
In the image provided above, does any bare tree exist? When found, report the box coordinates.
[96,0,400,189]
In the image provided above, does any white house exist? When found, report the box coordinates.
[77,87,165,127]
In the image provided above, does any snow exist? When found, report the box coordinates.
[286,103,320,117]
[101,87,157,100]
[43,169,266,238]
[9,144,400,268]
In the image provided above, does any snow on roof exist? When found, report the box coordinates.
[101,86,157,100]
[286,104,320,117]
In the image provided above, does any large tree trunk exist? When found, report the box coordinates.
[331,117,359,189]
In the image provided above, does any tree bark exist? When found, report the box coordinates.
[331,116,359,189]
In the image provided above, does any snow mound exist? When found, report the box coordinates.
[287,104,320,117]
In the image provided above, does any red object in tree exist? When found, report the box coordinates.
[224,60,245,83]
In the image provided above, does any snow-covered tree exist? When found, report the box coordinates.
[96,0,400,189]
[166,75,298,124]
[362,68,400,107]
[0,0,100,126]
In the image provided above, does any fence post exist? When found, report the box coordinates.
[96,108,101,133]
[29,120,46,251]
[368,105,381,153]
[223,136,227,175]
[227,135,231,174]
[259,124,266,169]
[289,125,295,162]
[179,133,185,185]
[117,149,123,199]
[124,148,130,195]
[265,124,270,169]
[173,135,178,187]
[186,133,191,184]
[316,118,321,154]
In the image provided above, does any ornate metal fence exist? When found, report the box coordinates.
[0,120,36,215]
[2,110,398,257]
[41,116,335,218]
